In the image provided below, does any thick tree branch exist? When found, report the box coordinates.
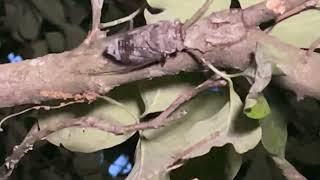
[0,0,317,109]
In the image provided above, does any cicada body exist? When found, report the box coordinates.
[103,20,185,66]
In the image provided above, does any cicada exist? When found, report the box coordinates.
[102,20,185,73]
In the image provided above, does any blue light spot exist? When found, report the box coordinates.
[113,154,129,166]
[108,154,132,178]
[7,53,23,63]
[108,164,123,178]
[121,163,132,174]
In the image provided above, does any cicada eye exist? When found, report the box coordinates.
[103,44,120,58]
[102,46,122,63]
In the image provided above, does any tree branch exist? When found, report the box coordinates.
[0,0,317,108]
[0,77,226,179]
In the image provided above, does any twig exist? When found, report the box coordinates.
[275,0,317,23]
[123,77,227,131]
[84,0,104,43]
[90,0,104,31]
[0,78,226,180]
[271,156,307,180]
[0,116,118,180]
[0,100,86,132]
[265,0,318,33]
[182,0,213,31]
[100,7,142,29]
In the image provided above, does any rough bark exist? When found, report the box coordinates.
[0,0,318,109]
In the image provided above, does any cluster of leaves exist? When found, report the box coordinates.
[1,0,320,180]
[1,0,91,59]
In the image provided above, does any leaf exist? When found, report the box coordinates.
[30,40,49,57]
[138,74,202,116]
[243,147,275,180]
[186,85,261,156]
[270,9,320,48]
[251,43,273,94]
[171,145,242,180]
[260,90,287,157]
[244,43,272,119]
[244,94,271,119]
[127,91,228,180]
[128,83,261,179]
[30,0,66,26]
[61,24,87,50]
[18,6,42,40]
[144,0,230,24]
[62,0,89,25]
[45,32,65,52]
[4,0,23,31]
[40,85,141,153]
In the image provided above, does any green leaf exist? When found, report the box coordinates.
[45,32,65,52]
[243,147,278,180]
[251,43,273,94]
[128,82,261,179]
[186,85,261,155]
[244,43,272,119]
[244,94,271,119]
[30,0,66,26]
[62,0,89,25]
[61,24,87,50]
[144,0,230,24]
[18,7,42,40]
[138,74,202,116]
[4,0,23,31]
[270,9,320,48]
[260,92,287,157]
[171,145,242,180]
[30,40,49,57]
[40,85,141,153]
[127,91,228,180]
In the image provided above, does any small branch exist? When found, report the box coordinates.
[276,0,318,23]
[182,0,213,31]
[84,0,104,43]
[90,0,104,31]
[124,77,227,131]
[0,116,117,180]
[0,78,226,179]
[0,92,98,131]
[0,100,86,131]
[271,156,307,180]
[167,131,220,172]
